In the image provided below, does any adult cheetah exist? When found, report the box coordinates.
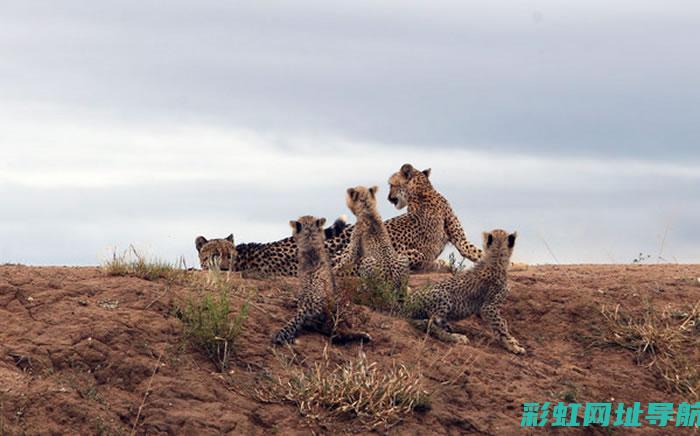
[195,234,236,271]
[404,229,525,355]
[333,185,408,291]
[273,216,371,345]
[194,217,347,273]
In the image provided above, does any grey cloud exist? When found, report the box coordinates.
[1,1,699,266]
[1,1,699,160]
[2,166,698,266]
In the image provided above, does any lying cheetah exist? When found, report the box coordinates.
[194,234,236,270]
[404,229,525,355]
[333,186,408,291]
[194,217,347,273]
[273,216,371,345]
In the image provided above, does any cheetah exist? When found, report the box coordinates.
[205,163,482,276]
[381,163,483,271]
[273,216,371,345]
[194,234,237,271]
[194,217,348,273]
[325,163,483,271]
[333,185,408,292]
[404,229,525,355]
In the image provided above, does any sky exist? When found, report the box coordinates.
[1,0,699,266]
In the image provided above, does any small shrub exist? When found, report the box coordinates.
[178,288,249,371]
[283,350,430,429]
[596,301,700,397]
[341,273,407,313]
[102,246,184,281]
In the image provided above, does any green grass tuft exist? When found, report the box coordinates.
[177,271,250,372]
[341,272,407,314]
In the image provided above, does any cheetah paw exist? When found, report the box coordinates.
[504,339,526,355]
[451,333,470,344]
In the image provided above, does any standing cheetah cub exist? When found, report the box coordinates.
[273,216,371,345]
[405,229,525,355]
[333,185,409,292]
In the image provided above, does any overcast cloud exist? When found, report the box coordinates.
[1,1,698,266]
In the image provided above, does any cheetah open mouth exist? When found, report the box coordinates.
[388,195,407,210]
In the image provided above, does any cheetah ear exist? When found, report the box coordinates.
[316,217,326,228]
[347,187,359,202]
[400,163,414,179]
[508,232,517,248]
[195,236,208,251]
[422,168,431,178]
[225,233,234,243]
[289,220,302,233]
[369,185,378,197]
[483,232,494,249]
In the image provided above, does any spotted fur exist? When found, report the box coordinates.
[326,163,484,272]
[200,163,482,276]
[404,229,525,355]
[194,234,236,271]
[194,217,347,274]
[333,185,408,291]
[273,216,371,345]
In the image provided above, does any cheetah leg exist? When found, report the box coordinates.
[330,330,372,344]
[391,255,410,294]
[314,306,372,345]
[332,237,360,276]
[399,249,427,271]
[408,319,469,344]
[273,303,323,345]
[480,303,525,355]
[444,210,483,263]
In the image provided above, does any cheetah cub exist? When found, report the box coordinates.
[273,216,371,345]
[333,186,409,292]
[405,229,525,355]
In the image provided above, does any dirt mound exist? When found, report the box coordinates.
[1,264,699,434]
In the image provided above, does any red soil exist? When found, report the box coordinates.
[1,264,699,435]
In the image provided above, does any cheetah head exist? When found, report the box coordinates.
[289,215,327,243]
[289,216,327,267]
[387,163,432,210]
[194,234,237,270]
[482,229,517,258]
[345,185,378,216]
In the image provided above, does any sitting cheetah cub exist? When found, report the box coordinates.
[273,216,371,345]
[333,186,409,292]
[405,229,525,355]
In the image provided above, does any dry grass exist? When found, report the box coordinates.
[102,246,185,282]
[597,301,700,397]
[280,348,430,429]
